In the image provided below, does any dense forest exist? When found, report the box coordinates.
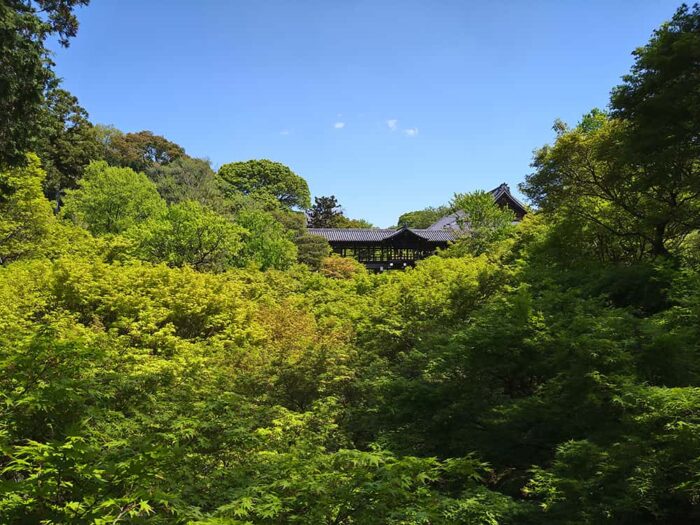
[2,2,700,523]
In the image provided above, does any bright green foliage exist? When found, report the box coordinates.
[321,254,367,280]
[128,200,246,271]
[0,257,515,523]
[0,154,53,264]
[447,191,515,256]
[218,159,311,210]
[201,413,512,524]
[62,161,166,235]
[4,201,700,523]
[234,209,298,270]
[522,111,700,259]
[397,205,451,228]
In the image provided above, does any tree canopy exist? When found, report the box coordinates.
[0,154,53,264]
[36,86,101,202]
[61,161,166,235]
[218,159,311,210]
[397,205,451,228]
[103,130,187,173]
[447,190,516,256]
[523,5,700,259]
[127,200,246,271]
[307,195,343,227]
[146,156,224,208]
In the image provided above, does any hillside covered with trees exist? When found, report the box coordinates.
[1,2,700,523]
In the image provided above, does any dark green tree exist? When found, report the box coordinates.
[295,233,331,269]
[0,0,89,167]
[36,86,100,203]
[307,195,342,228]
[307,195,372,228]
[146,156,224,208]
[611,3,700,158]
[610,3,700,256]
[523,110,700,259]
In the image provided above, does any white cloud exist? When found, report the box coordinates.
[280,129,290,135]
[403,127,419,137]
[334,122,346,129]
[386,119,398,131]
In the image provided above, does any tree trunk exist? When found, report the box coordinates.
[651,222,669,257]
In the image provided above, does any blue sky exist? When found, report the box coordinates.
[52,0,678,226]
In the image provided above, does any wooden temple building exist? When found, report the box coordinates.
[307,183,527,271]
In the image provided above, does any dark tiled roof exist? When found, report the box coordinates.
[307,183,526,243]
[426,210,465,231]
[307,227,457,243]
[411,229,457,241]
[307,229,398,242]
[491,183,527,212]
